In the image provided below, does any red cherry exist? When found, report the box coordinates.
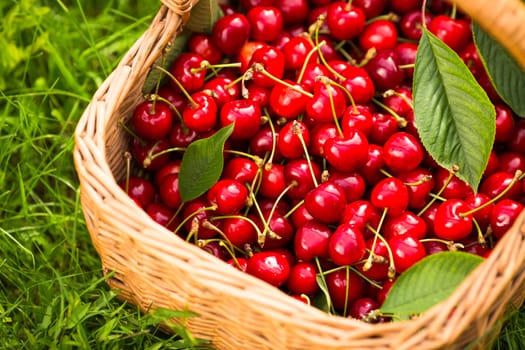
[400,10,433,41]
[359,19,398,52]
[460,42,485,78]
[269,80,309,119]
[389,0,422,14]
[328,224,367,266]
[368,112,399,145]
[309,123,338,157]
[494,104,516,143]
[304,181,347,224]
[259,163,286,199]
[131,138,171,171]
[220,99,262,140]
[146,202,179,231]
[324,129,370,173]
[187,33,222,65]
[181,199,219,239]
[222,157,259,185]
[290,202,316,228]
[158,174,182,209]
[370,177,410,217]
[433,167,471,200]
[119,176,156,209]
[207,179,249,215]
[247,6,283,43]
[168,123,199,148]
[464,192,494,232]
[329,61,376,104]
[222,217,258,248]
[398,167,435,209]
[131,100,173,141]
[203,77,240,108]
[341,200,382,237]
[306,80,347,123]
[287,262,320,295]
[497,152,525,174]
[183,92,218,133]
[356,237,390,280]
[381,86,413,118]
[249,124,281,160]
[480,171,522,201]
[433,199,473,241]
[383,131,424,174]
[277,120,310,159]
[383,210,427,240]
[365,49,404,92]
[359,144,386,186]
[211,13,251,56]
[294,220,332,261]
[328,171,366,202]
[341,104,375,138]
[349,297,381,321]
[246,250,291,287]
[395,42,418,80]
[275,0,309,26]
[490,199,524,239]
[326,268,366,311]
[353,0,387,19]
[388,233,426,273]
[281,36,316,71]
[259,211,295,249]
[326,2,366,41]
[428,15,471,53]
[155,160,182,186]
[284,158,322,200]
[169,52,207,94]
[249,45,285,88]
[239,0,276,12]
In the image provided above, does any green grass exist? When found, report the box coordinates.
[0,0,524,349]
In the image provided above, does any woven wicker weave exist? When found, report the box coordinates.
[73,0,525,349]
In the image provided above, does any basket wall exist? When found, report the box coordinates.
[74,0,525,349]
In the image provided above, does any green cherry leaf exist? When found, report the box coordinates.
[413,29,496,192]
[473,21,525,117]
[185,0,223,34]
[380,251,484,320]
[178,124,234,202]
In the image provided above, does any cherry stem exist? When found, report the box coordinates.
[283,198,305,219]
[365,213,397,280]
[177,204,217,239]
[328,78,358,114]
[118,118,144,144]
[420,238,464,251]
[144,146,187,168]
[398,63,416,69]
[252,63,314,98]
[190,61,241,74]
[315,257,335,314]
[365,12,400,25]
[318,264,383,290]
[421,0,429,29]
[356,47,377,68]
[247,187,278,247]
[459,170,525,218]
[262,109,278,166]
[404,174,433,187]
[382,89,414,110]
[343,266,350,316]
[145,93,184,124]
[293,121,320,188]
[472,218,487,246]
[297,40,326,84]
[371,97,408,128]
[224,149,264,164]
[417,165,459,216]
[123,151,132,194]
[153,64,198,107]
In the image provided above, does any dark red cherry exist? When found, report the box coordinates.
[428,15,471,53]
[383,210,427,240]
[203,77,240,108]
[433,167,471,200]
[490,199,524,239]
[239,0,276,12]
[182,199,219,239]
[169,52,207,94]
[359,144,386,186]
[400,10,432,41]
[275,0,310,26]
[269,80,309,120]
[383,131,424,174]
[494,104,516,143]
[187,33,222,65]
[249,45,285,88]
[369,112,399,145]
[497,152,525,174]
[207,179,249,215]
[365,49,404,92]
[259,163,286,199]
[480,171,522,201]
[359,19,398,52]
[211,13,251,56]
[349,297,380,321]
[119,176,156,209]
[222,157,259,185]
[353,0,388,19]
[398,167,435,210]
[222,217,258,248]
[328,171,366,202]
[341,200,381,237]
[131,138,171,171]
[309,123,338,157]
[326,268,366,311]
[284,158,322,200]
[329,62,375,104]
[323,129,370,173]
[158,173,182,210]
[168,122,199,148]
[146,202,179,231]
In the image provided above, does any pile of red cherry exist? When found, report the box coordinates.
[122,0,525,321]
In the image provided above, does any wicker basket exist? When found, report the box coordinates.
[73,0,525,349]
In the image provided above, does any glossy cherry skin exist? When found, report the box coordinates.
[187,33,222,65]
[277,120,310,159]
[287,262,320,295]
[221,217,258,248]
[281,36,316,71]
[383,210,427,240]
[326,268,366,312]
[389,0,422,13]
[433,167,471,200]
[155,160,182,186]
[490,199,524,239]
[259,211,295,249]
[239,0,275,12]
[249,45,285,88]
[220,99,262,140]
[494,104,516,143]
[433,199,473,241]
[168,122,199,148]
[247,6,284,43]
[464,192,494,232]
[328,224,367,266]
[306,80,347,123]
[131,100,173,141]
[131,138,171,171]
[460,42,485,79]
[275,0,309,25]
[246,250,291,287]
[400,10,432,41]
[119,176,156,209]
[368,113,399,145]
[341,105,374,138]
[222,157,259,185]
[158,174,182,210]
[326,1,366,41]
[329,62,376,104]
[183,92,218,133]
[364,49,404,92]
[428,15,471,53]
[356,237,390,280]
[349,297,381,321]
[211,13,251,56]
[388,233,426,273]
[249,124,281,160]
[370,177,410,217]
[181,199,219,239]
[284,158,322,200]
[497,152,525,174]
[304,181,347,224]
[359,19,398,52]
[203,76,240,108]
[341,200,381,238]
[259,163,286,199]
[383,132,424,174]
[507,119,525,153]
[309,123,338,157]
[328,171,366,202]
[269,80,309,120]
[324,129,370,173]
[353,0,387,19]
[207,179,249,215]
[395,42,418,80]
[480,171,522,201]
[169,52,207,94]
[381,86,413,118]
[146,202,179,231]
[398,167,435,210]
[359,144,386,186]
[294,220,332,261]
